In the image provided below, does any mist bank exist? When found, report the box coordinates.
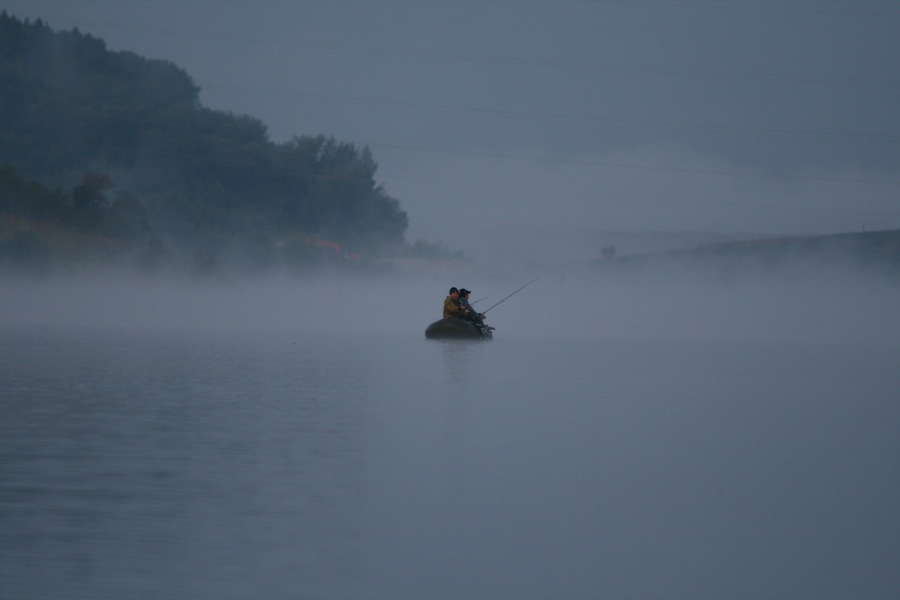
[582,228,900,282]
[2,256,898,349]
[4,206,898,282]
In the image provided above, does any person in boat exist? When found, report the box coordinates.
[443,287,463,319]
[457,288,486,325]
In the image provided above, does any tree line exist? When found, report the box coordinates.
[0,12,447,274]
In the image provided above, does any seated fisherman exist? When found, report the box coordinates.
[457,288,485,324]
[443,287,462,319]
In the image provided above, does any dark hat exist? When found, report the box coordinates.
[459,288,470,295]
[449,287,459,294]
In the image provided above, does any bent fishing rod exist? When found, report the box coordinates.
[482,276,541,314]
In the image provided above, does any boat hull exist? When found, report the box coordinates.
[425,318,492,340]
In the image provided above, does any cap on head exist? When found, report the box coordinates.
[449,287,459,294]
[459,288,470,295]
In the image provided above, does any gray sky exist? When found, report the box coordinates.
[6,1,900,256]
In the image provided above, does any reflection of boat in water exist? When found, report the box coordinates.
[425,318,493,340]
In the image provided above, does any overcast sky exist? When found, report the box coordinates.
[6,1,900,257]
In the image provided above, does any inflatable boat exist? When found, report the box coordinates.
[424,317,493,340]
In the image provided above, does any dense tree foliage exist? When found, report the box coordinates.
[0,12,415,272]
[0,165,160,272]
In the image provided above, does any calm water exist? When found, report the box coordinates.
[2,281,900,598]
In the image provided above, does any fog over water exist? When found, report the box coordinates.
[2,269,899,598]
[3,262,898,343]
[2,1,900,596]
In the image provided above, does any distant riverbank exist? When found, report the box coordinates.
[595,229,900,279]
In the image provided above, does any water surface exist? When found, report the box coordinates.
[2,323,899,599]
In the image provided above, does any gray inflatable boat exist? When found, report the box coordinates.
[424,318,493,340]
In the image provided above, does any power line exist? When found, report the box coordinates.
[112,136,900,188]
[368,142,900,186]
[589,0,900,19]
[26,13,900,88]
[199,82,900,144]
[385,172,900,221]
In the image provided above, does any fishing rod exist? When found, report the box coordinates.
[482,276,541,314]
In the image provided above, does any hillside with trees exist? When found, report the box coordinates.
[0,12,431,275]
[591,229,900,281]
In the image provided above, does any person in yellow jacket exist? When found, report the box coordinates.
[443,287,462,319]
